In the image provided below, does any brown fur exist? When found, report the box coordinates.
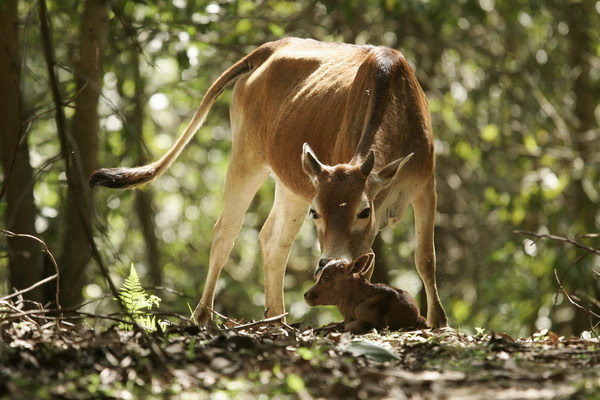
[90,38,447,328]
[304,254,428,333]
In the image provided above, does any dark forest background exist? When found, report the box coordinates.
[1,0,598,337]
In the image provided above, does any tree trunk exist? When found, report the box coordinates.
[134,191,162,287]
[59,0,109,309]
[0,0,45,302]
[566,2,599,336]
[129,45,163,288]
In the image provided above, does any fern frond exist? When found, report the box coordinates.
[115,264,163,331]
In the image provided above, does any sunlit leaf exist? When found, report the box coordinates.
[285,373,305,393]
[480,124,499,142]
[268,23,285,37]
[347,340,401,362]
[523,134,540,155]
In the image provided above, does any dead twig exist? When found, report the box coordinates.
[197,303,242,326]
[0,274,57,302]
[515,230,600,257]
[554,269,600,321]
[1,230,61,315]
[576,289,600,310]
[578,233,600,239]
[0,307,133,327]
[523,73,574,146]
[202,305,296,332]
[223,313,291,332]
[0,300,193,329]
[0,301,39,324]
[150,286,197,302]
[517,230,600,333]
[312,322,345,334]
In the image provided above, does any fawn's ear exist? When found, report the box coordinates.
[348,253,375,279]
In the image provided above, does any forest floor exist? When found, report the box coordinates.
[0,311,599,400]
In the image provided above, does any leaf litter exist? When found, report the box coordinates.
[0,312,598,399]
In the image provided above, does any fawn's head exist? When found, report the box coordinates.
[304,253,375,306]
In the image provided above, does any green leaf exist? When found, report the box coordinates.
[452,298,470,324]
[285,373,305,393]
[523,134,540,155]
[480,124,499,142]
[268,23,285,37]
[297,347,314,361]
[235,19,252,34]
[347,340,401,362]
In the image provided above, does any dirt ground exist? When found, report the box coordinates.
[0,312,598,399]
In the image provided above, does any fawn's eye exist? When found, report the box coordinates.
[357,207,371,219]
[309,209,320,219]
[321,274,330,283]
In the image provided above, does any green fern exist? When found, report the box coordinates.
[115,264,162,331]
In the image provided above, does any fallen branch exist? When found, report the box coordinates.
[0,300,194,329]
[0,300,39,324]
[223,313,291,332]
[0,307,135,327]
[0,274,57,302]
[312,322,345,333]
[200,303,242,326]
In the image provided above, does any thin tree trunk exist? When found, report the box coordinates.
[120,33,163,287]
[566,2,598,336]
[134,191,162,287]
[132,52,162,288]
[0,0,45,302]
[59,0,109,309]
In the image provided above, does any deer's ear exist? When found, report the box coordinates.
[348,253,375,278]
[302,143,323,184]
[368,152,414,195]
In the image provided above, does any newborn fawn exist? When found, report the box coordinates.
[304,253,428,333]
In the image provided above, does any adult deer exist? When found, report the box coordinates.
[90,38,448,328]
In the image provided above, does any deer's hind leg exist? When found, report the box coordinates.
[411,176,448,328]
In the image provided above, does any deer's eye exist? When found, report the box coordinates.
[321,274,330,283]
[309,209,320,219]
[357,207,371,219]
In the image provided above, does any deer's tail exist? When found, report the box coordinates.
[89,43,275,189]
